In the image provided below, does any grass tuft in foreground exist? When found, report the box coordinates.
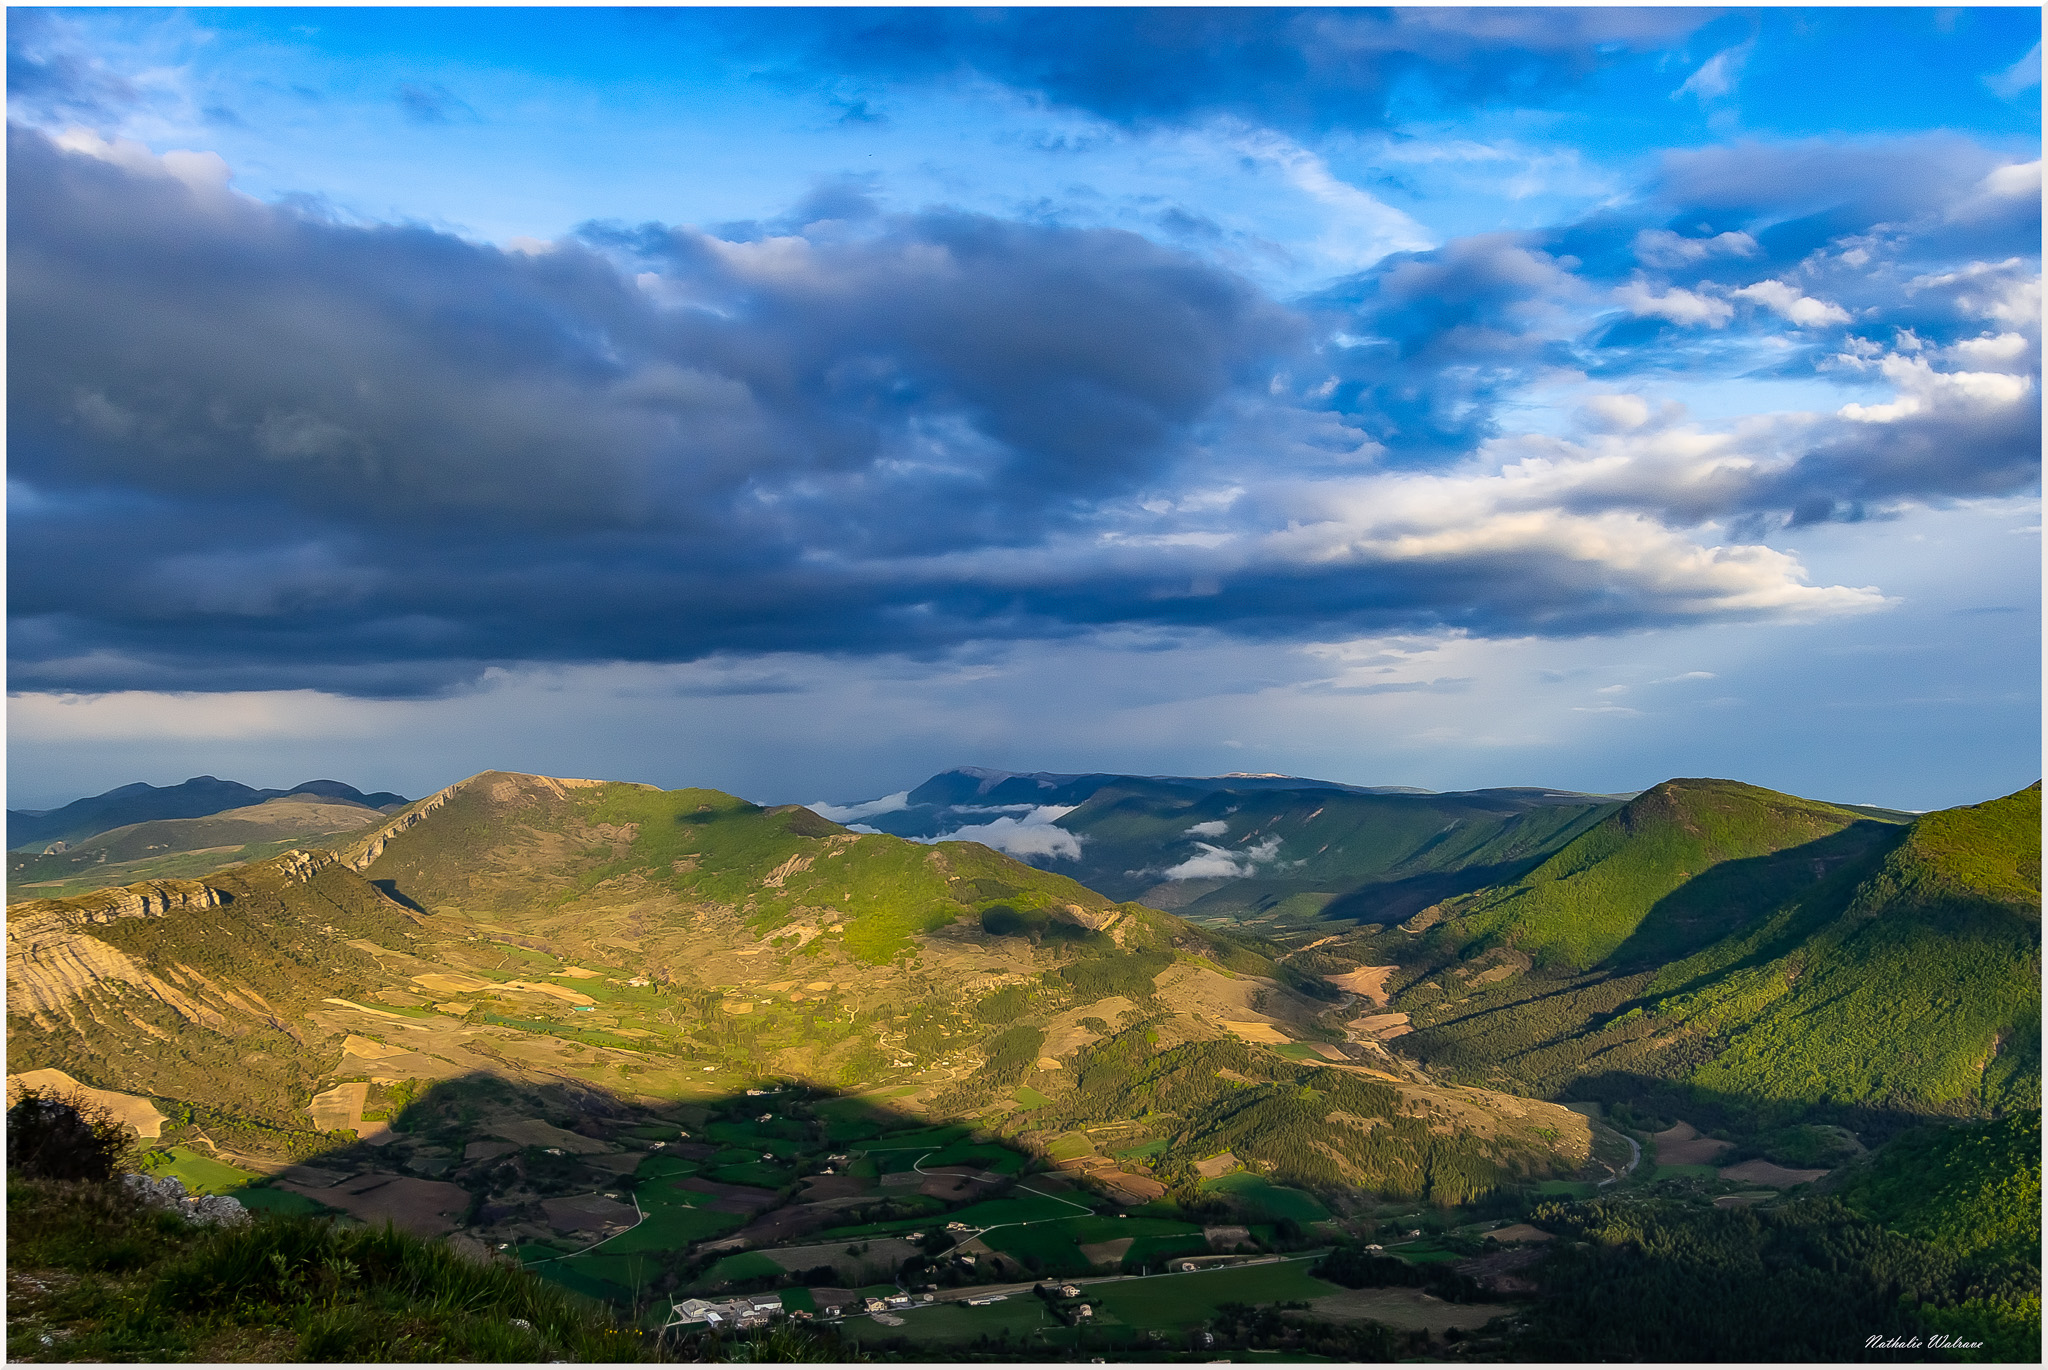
[6,1174,649,1362]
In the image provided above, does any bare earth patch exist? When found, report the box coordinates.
[6,1068,168,1138]
[1718,1159,1829,1188]
[1218,1020,1289,1044]
[1193,1153,1239,1179]
[1308,1287,1506,1332]
[1096,1170,1167,1202]
[276,1173,468,1237]
[1327,965,1397,1006]
[306,1081,393,1143]
[1653,1120,1733,1166]
[1079,1237,1134,1265]
[488,1118,612,1154]
[1482,1223,1554,1244]
[541,1193,637,1232]
[1353,1012,1412,1040]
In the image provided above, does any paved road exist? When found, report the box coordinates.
[1598,1133,1642,1187]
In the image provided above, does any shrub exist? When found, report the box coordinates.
[6,1087,134,1183]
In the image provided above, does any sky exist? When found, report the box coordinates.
[6,5,2042,814]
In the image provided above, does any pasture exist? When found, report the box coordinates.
[139,1145,259,1196]
[1198,1172,1330,1222]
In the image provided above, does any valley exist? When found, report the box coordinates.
[6,767,2040,1361]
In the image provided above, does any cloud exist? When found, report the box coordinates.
[749,8,1716,135]
[8,123,2031,698]
[395,82,479,125]
[1984,40,2042,99]
[1614,277,1733,327]
[1161,833,1283,879]
[1184,819,1228,837]
[5,10,146,125]
[806,790,912,823]
[1632,229,1758,269]
[1674,41,1753,103]
[921,805,1083,861]
[1731,279,1851,328]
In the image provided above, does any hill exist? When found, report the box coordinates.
[9,777,407,853]
[837,768,1630,928]
[1314,781,2039,1124]
[7,797,392,903]
[6,772,1596,1256]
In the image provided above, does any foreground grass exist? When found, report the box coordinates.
[6,1174,650,1362]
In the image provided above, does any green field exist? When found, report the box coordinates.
[1088,1261,1340,1328]
[230,1185,337,1217]
[869,1125,972,1149]
[1123,1234,1210,1269]
[1013,1086,1053,1109]
[982,1224,1090,1273]
[1652,1164,1721,1181]
[601,1204,744,1252]
[139,1146,259,1196]
[1111,1138,1168,1161]
[1045,1132,1097,1162]
[699,1251,783,1285]
[1198,1173,1330,1222]
[948,1191,1095,1226]
[922,1141,1028,1174]
[846,1297,1056,1345]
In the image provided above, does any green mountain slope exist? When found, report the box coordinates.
[1362,782,2039,1121]
[1838,1111,2042,1268]
[1415,778,1902,971]
[1055,782,1620,921]
[849,768,1626,929]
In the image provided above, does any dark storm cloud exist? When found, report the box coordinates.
[8,125,2035,696]
[1307,233,1585,460]
[750,7,1717,134]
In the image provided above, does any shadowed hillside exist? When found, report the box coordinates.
[1300,782,2039,1127]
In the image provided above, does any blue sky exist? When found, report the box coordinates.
[7,6,2041,813]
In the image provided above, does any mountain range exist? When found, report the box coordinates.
[4,763,2037,1360]
[8,776,408,852]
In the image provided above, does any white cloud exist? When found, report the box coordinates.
[922,805,1083,861]
[1674,42,1753,102]
[51,128,232,198]
[1161,833,1283,880]
[1984,40,2041,99]
[1944,333,2032,368]
[1836,353,2035,424]
[1184,819,1229,838]
[807,790,912,823]
[1731,279,1851,327]
[1909,258,2043,327]
[1614,277,1733,327]
[1218,124,1434,268]
[1632,228,1758,269]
